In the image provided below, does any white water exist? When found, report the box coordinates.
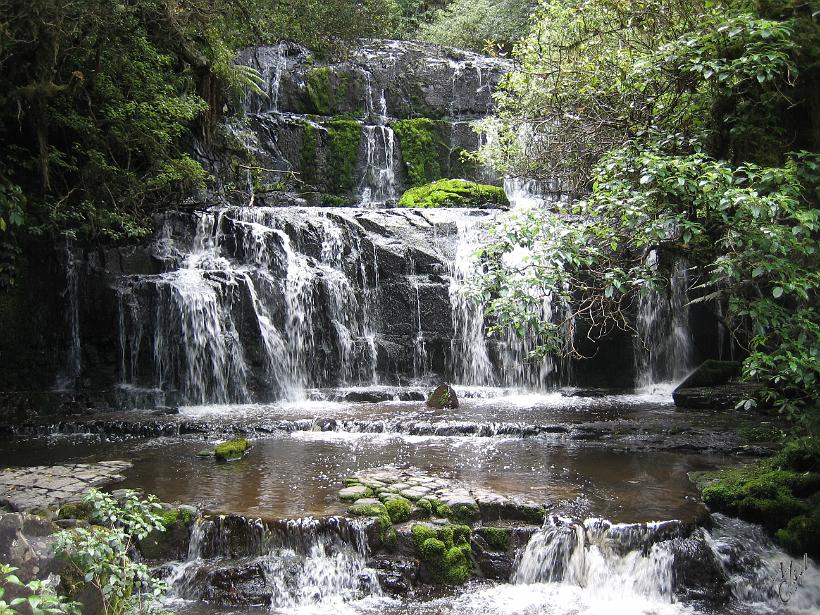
[635,253,694,389]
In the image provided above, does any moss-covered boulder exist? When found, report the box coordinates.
[399,179,508,209]
[214,438,251,461]
[411,523,473,585]
[139,507,196,561]
[385,497,413,524]
[690,437,820,557]
[426,384,459,409]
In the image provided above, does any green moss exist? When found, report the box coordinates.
[398,179,509,209]
[392,118,447,186]
[449,502,480,523]
[481,527,511,551]
[348,501,388,517]
[325,119,361,194]
[306,67,333,115]
[691,437,820,557]
[300,122,319,187]
[415,498,433,516]
[411,523,473,584]
[214,438,250,461]
[385,497,412,524]
[775,501,820,557]
[58,501,93,520]
[158,508,194,529]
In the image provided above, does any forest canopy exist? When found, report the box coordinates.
[474,0,820,433]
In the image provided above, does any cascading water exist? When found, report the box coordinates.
[513,517,676,602]
[447,217,496,386]
[165,515,381,613]
[635,253,694,389]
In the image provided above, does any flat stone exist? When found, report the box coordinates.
[339,485,371,501]
[352,498,382,507]
[0,461,133,513]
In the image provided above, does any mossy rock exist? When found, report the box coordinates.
[385,497,413,524]
[348,499,389,518]
[214,438,250,461]
[325,119,362,195]
[691,437,820,557]
[479,527,511,551]
[426,384,459,409]
[775,501,820,557]
[411,523,474,585]
[399,179,508,209]
[57,501,93,521]
[392,118,447,186]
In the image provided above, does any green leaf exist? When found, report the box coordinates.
[772,286,784,298]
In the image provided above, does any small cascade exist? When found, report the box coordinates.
[635,254,694,389]
[358,125,396,207]
[412,278,429,380]
[359,79,396,207]
[513,517,676,602]
[166,515,381,612]
[447,217,496,386]
[54,245,82,390]
[504,177,568,209]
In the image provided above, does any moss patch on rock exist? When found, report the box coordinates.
[385,497,412,524]
[326,119,361,195]
[392,118,447,186]
[479,527,511,551]
[411,523,473,585]
[399,179,508,209]
[690,437,820,557]
[214,438,250,461]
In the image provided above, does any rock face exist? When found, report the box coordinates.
[0,513,61,582]
[231,40,510,205]
[426,384,459,409]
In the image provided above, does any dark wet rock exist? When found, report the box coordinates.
[397,391,425,402]
[426,384,458,409]
[0,513,62,583]
[343,391,393,403]
[369,555,419,594]
[673,360,760,410]
[471,535,514,580]
[669,531,731,603]
[150,405,179,416]
[204,561,272,606]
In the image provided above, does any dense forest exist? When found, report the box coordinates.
[0,0,819,613]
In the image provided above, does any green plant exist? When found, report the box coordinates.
[54,489,167,615]
[0,564,77,615]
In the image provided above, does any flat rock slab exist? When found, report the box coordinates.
[345,467,546,524]
[0,461,132,512]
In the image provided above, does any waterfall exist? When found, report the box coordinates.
[514,517,676,603]
[635,253,694,389]
[447,217,495,386]
[54,245,82,390]
[116,207,387,404]
[358,125,396,207]
[166,516,381,612]
[359,78,396,207]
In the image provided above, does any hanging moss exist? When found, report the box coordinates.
[306,67,333,115]
[300,122,319,187]
[392,118,448,186]
[398,179,509,209]
[325,119,361,195]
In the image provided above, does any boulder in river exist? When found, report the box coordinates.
[426,384,459,409]
[672,360,760,410]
